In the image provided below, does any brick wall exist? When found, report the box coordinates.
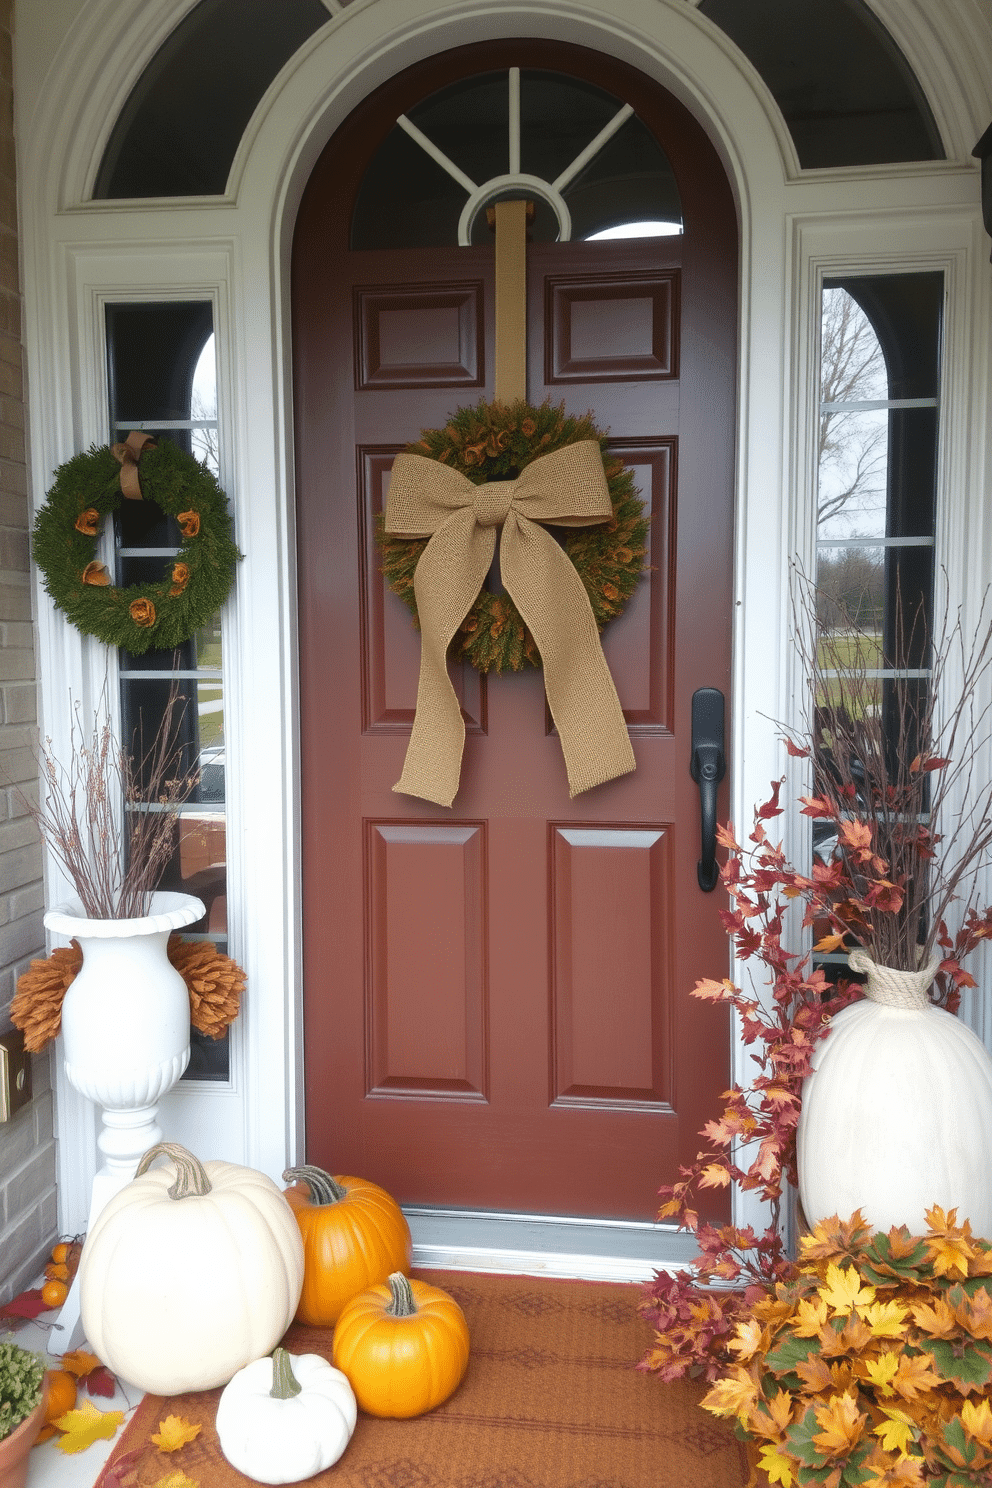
[0,0,58,1304]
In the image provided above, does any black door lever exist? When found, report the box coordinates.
[689,687,726,892]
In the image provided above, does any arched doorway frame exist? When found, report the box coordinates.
[17,0,992,1262]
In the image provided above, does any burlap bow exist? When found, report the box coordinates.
[111,430,156,500]
[383,440,636,806]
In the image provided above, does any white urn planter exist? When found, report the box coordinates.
[45,889,205,1355]
[797,950,992,1237]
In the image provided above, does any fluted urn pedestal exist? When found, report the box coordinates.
[44,890,205,1353]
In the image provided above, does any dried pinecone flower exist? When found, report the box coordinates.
[167,936,245,1038]
[11,944,83,1052]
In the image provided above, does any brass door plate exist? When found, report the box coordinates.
[0,1029,32,1121]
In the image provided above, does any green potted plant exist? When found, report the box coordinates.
[0,1340,48,1488]
[701,1207,992,1488]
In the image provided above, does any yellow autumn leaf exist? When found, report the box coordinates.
[151,1415,202,1452]
[53,1399,125,1454]
[152,1473,200,1488]
[874,1407,918,1455]
[962,1395,992,1446]
[957,1287,992,1340]
[818,1262,875,1315]
[58,1349,102,1379]
[891,1351,943,1401]
[859,1299,909,1338]
[698,1163,731,1189]
[860,1351,901,1395]
[794,1353,836,1393]
[728,1317,766,1362]
[908,1297,958,1337]
[792,1295,829,1336]
[700,1371,760,1422]
[863,1457,926,1486]
[757,1443,795,1486]
[926,1233,975,1278]
[812,1391,868,1458]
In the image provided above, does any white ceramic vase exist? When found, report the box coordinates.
[797,949,992,1236]
[46,890,205,1179]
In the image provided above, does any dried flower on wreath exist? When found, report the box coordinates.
[31,437,241,654]
[11,937,245,1051]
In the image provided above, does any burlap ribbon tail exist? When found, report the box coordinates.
[111,430,156,500]
[383,440,636,807]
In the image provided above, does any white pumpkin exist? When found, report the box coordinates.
[216,1348,357,1483]
[797,953,992,1236]
[78,1142,304,1394]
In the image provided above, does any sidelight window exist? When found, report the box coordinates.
[105,301,230,1081]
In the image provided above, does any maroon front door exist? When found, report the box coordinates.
[293,44,737,1221]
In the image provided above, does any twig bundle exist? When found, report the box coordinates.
[27,682,199,921]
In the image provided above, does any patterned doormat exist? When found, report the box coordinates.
[94,1269,748,1488]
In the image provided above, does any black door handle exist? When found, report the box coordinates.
[689,687,726,892]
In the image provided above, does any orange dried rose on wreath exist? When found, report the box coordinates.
[74,507,100,536]
[129,597,156,627]
[177,510,200,538]
[169,562,190,596]
[81,560,111,586]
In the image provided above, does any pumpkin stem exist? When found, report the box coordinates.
[385,1272,417,1317]
[282,1164,347,1205]
[135,1142,213,1200]
[269,1348,302,1400]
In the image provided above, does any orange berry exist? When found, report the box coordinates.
[41,1279,68,1308]
[44,1369,77,1421]
[51,1242,70,1265]
[44,1261,69,1282]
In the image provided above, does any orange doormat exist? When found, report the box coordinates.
[94,1269,748,1488]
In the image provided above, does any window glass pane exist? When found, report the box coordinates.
[698,0,943,168]
[352,68,682,249]
[94,0,329,198]
[106,300,230,1083]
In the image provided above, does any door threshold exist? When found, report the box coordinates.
[404,1206,699,1283]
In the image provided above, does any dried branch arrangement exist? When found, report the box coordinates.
[25,682,199,921]
[787,570,992,981]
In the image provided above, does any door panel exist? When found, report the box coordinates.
[293,43,737,1222]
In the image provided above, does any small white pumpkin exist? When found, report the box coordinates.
[78,1142,304,1394]
[216,1348,357,1483]
[798,952,992,1235]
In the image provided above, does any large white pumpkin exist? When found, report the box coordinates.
[78,1142,304,1394]
[797,953,992,1237]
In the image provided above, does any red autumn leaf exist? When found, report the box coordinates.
[782,737,810,758]
[0,1288,48,1321]
[85,1365,118,1397]
[799,795,836,819]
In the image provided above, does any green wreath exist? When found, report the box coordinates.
[32,437,242,655]
[377,399,649,673]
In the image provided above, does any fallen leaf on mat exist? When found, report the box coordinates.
[151,1415,202,1452]
[85,1363,118,1397]
[97,1445,143,1487]
[53,1399,125,1453]
[152,1472,199,1488]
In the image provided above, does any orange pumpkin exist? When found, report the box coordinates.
[332,1272,470,1418]
[282,1164,412,1326]
[44,1369,77,1421]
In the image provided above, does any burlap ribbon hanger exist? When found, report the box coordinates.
[111,430,156,499]
[383,440,636,807]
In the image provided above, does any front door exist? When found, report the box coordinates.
[293,44,737,1222]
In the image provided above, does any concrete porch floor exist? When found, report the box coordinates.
[12,1310,140,1488]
